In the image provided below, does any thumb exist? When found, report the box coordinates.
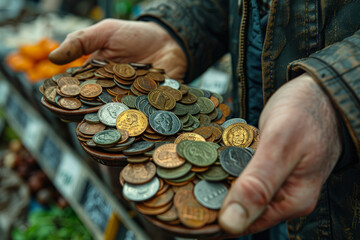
[49,19,116,64]
[218,120,300,234]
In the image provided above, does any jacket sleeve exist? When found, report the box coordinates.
[137,0,229,82]
[287,30,360,159]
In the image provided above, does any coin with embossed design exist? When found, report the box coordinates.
[219,146,252,176]
[183,142,217,167]
[116,109,148,136]
[153,143,185,168]
[98,102,129,127]
[222,122,254,147]
[58,97,81,110]
[80,83,103,98]
[194,180,228,210]
[123,177,160,202]
[122,162,156,185]
[93,129,121,147]
[148,89,176,110]
[149,111,181,136]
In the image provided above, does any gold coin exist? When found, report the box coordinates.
[249,125,260,150]
[222,123,254,148]
[116,109,148,137]
[174,133,206,144]
[153,143,185,168]
[148,89,176,110]
[80,84,103,98]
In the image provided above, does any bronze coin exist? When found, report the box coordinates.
[114,74,134,85]
[117,129,130,143]
[96,67,114,78]
[210,96,220,108]
[104,63,115,74]
[157,86,182,101]
[191,166,209,173]
[122,162,156,185]
[178,198,209,228]
[113,63,136,78]
[39,85,45,95]
[153,144,185,168]
[135,201,172,215]
[180,93,197,105]
[126,155,150,163]
[219,103,231,118]
[44,86,57,103]
[135,76,157,92]
[148,89,176,110]
[60,84,81,97]
[75,70,95,79]
[156,205,178,222]
[156,183,170,196]
[192,127,213,139]
[136,69,148,76]
[119,168,126,187]
[107,86,129,95]
[171,182,194,193]
[206,209,218,224]
[173,189,195,209]
[58,97,81,110]
[179,84,189,95]
[147,72,165,82]
[143,188,174,208]
[164,177,196,187]
[209,126,223,141]
[57,77,80,88]
[213,114,226,124]
[80,84,103,98]
[96,79,116,88]
[79,121,106,135]
[174,133,206,144]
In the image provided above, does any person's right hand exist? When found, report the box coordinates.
[49,19,187,79]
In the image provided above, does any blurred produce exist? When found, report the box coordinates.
[5,38,88,83]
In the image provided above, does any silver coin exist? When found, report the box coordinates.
[219,146,252,177]
[84,113,100,123]
[149,111,182,135]
[160,78,180,89]
[98,102,129,127]
[98,91,113,103]
[221,118,248,128]
[194,180,228,210]
[123,177,160,201]
[93,130,121,147]
[122,141,155,155]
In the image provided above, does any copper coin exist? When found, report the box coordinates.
[156,204,178,222]
[156,183,170,196]
[222,122,254,148]
[209,126,223,141]
[164,177,196,187]
[148,89,176,110]
[206,209,218,224]
[135,76,157,92]
[60,84,81,97]
[167,219,181,225]
[57,77,80,88]
[143,188,174,208]
[122,162,156,185]
[135,201,172,215]
[113,63,136,78]
[80,84,103,98]
[79,122,106,135]
[210,95,220,108]
[218,103,231,118]
[108,86,129,95]
[114,74,134,85]
[58,97,81,110]
[157,86,182,101]
[117,129,130,143]
[104,63,115,74]
[173,189,195,209]
[147,72,165,82]
[96,67,113,78]
[136,69,148,76]
[178,198,209,228]
[192,127,213,139]
[213,114,226,124]
[171,182,194,193]
[119,168,126,187]
[180,93,197,105]
[153,143,185,168]
[39,85,45,95]
[96,79,116,88]
[116,109,148,137]
[191,166,209,173]
[75,70,95,79]
[174,133,206,144]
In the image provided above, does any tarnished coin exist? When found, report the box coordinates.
[179,84,189,95]
[57,77,80,88]
[43,78,57,90]
[157,86,182,101]
[178,198,209,228]
[116,109,148,136]
[221,118,247,129]
[193,127,213,139]
[173,189,195,209]
[219,146,252,176]
[135,201,172,215]
[153,143,186,168]
[180,93,197,105]
[98,91,113,103]
[113,63,136,78]
[160,78,180,89]
[188,87,204,98]
[156,205,178,222]
[80,84,103,98]
[143,188,174,208]
[174,133,206,144]
[169,171,196,183]
[123,177,160,201]
[157,162,192,180]
[176,140,192,158]
[183,142,218,167]
[98,102,129,127]
[135,76,157,92]
[96,79,116,88]
[218,103,231,118]
[222,122,254,147]
[199,165,229,181]
[93,129,121,147]
[121,95,137,108]
[60,84,81,97]
[191,165,209,173]
[126,155,149,163]
[52,73,71,82]
[122,141,155,155]
[44,86,57,104]
[84,113,100,123]
[122,162,156,185]
[117,129,129,143]
[171,182,194,193]
[149,111,182,136]
[148,89,176,110]
[79,121,106,135]
[147,72,165,82]
[209,95,219,108]
[58,97,81,110]
[194,180,228,210]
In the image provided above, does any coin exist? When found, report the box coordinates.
[58,97,81,110]
[123,177,160,201]
[209,96,219,108]
[199,165,229,181]
[122,141,155,155]
[149,111,182,136]
[44,86,57,104]
[194,180,228,210]
[197,97,215,114]
[169,171,196,183]
[98,91,114,103]
[171,182,194,193]
[93,129,121,147]
[135,76,157,92]
[135,201,172,215]
[148,89,176,110]
[122,162,156,184]
[249,126,260,150]
[147,72,165,82]
[84,113,100,123]
[180,93,197,105]
[153,143,186,168]
[221,118,247,129]
[98,102,129,127]
[156,205,178,222]
[157,162,192,180]
[173,189,195,209]
[218,103,231,118]
[160,78,180,89]
[96,79,116,88]
[143,188,174,208]
[222,122,254,147]
[174,133,206,144]
[117,129,129,143]
[116,109,148,136]
[188,88,204,98]
[178,198,208,228]
[121,95,137,108]
[190,166,209,173]
[57,77,80,88]
[80,84,103,98]
[113,63,136,78]
[157,86,182,101]
[126,155,149,163]
[192,127,212,139]
[52,73,71,82]
[219,146,252,176]
[183,142,217,167]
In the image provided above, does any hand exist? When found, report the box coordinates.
[48,19,187,79]
[218,73,342,235]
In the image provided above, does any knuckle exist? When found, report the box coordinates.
[238,175,273,207]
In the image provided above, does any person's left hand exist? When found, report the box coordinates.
[218,73,342,235]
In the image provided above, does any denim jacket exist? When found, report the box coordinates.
[139,0,360,239]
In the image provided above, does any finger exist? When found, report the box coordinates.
[218,114,303,234]
[48,19,117,64]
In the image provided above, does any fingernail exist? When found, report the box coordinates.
[219,203,247,234]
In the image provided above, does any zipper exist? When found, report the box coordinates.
[237,0,248,119]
